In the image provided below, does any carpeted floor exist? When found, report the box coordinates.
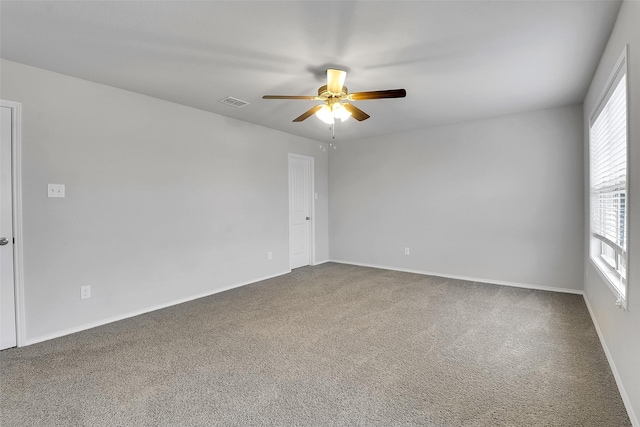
[0,263,631,426]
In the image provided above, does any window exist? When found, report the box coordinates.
[589,48,629,308]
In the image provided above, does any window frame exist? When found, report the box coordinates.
[588,46,630,309]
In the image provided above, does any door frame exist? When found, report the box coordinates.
[1,99,25,347]
[288,153,316,268]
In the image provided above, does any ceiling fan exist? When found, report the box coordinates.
[262,69,406,125]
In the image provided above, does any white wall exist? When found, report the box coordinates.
[329,104,584,292]
[0,59,329,343]
[583,1,640,424]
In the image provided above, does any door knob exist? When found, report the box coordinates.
[0,238,9,246]
[306,217,310,220]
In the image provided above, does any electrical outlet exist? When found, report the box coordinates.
[80,285,91,300]
[267,251,273,260]
[48,184,65,198]
[404,247,410,255]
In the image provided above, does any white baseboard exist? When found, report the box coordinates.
[329,259,583,295]
[312,259,330,266]
[24,269,291,347]
[583,295,638,427]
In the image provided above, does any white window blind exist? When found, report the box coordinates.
[589,53,628,303]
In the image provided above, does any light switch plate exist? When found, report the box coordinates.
[48,184,65,198]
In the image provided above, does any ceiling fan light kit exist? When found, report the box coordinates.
[316,102,352,125]
[316,104,335,125]
[262,68,406,136]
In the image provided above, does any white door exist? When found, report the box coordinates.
[289,155,312,269]
[0,106,16,350]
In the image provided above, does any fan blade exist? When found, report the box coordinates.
[349,89,406,100]
[327,69,347,94]
[263,95,319,100]
[343,103,370,121]
[293,105,324,122]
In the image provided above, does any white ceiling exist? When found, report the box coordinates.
[0,1,621,142]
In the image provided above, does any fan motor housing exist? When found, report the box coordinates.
[318,85,348,99]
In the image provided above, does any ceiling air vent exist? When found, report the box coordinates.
[219,96,249,108]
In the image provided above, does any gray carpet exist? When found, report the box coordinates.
[0,263,631,426]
